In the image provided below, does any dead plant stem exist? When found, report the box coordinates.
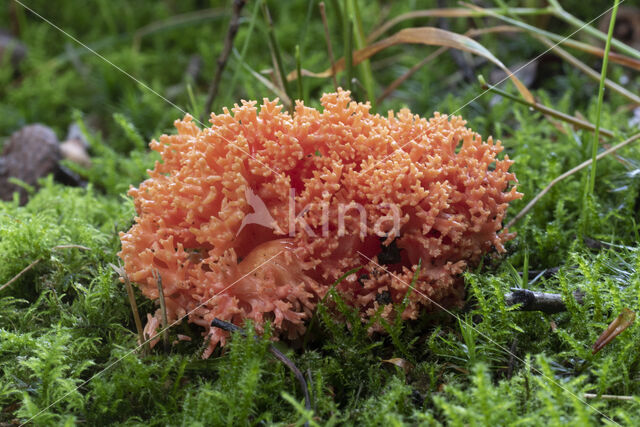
[202,0,247,121]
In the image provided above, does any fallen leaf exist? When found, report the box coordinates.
[288,26,534,103]
[367,8,487,43]
[592,308,636,354]
[382,358,414,374]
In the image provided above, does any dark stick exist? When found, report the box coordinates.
[202,0,247,122]
[211,319,312,417]
[9,0,21,37]
[506,338,517,379]
[516,267,563,277]
[505,288,584,313]
[306,368,316,413]
[122,270,148,355]
[319,2,338,91]
[153,270,170,352]
[261,1,291,106]
[0,257,41,293]
[211,318,243,333]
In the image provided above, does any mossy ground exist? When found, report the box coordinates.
[1,1,640,425]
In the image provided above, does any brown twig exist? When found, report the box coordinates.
[583,393,636,401]
[505,289,584,313]
[261,2,292,110]
[479,77,614,139]
[506,132,640,229]
[9,0,21,37]
[306,368,316,413]
[0,258,42,293]
[52,244,91,251]
[319,2,338,91]
[153,269,170,352]
[507,338,518,379]
[517,267,563,277]
[119,268,148,355]
[201,0,247,122]
[0,243,93,293]
[211,318,312,419]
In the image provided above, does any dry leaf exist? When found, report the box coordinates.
[288,26,534,103]
[60,139,92,168]
[382,358,414,374]
[367,8,485,43]
[592,308,636,354]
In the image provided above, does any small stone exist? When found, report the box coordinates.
[0,124,61,204]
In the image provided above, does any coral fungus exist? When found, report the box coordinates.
[119,89,521,357]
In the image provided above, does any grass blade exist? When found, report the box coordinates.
[536,35,640,105]
[232,49,290,102]
[349,0,376,109]
[295,44,304,102]
[548,0,640,60]
[587,0,619,198]
[478,76,614,138]
[343,0,353,92]
[132,8,227,48]
[507,132,640,229]
[463,2,640,72]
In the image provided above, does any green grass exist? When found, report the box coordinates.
[2,0,640,425]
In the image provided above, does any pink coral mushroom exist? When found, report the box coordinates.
[118,89,521,358]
